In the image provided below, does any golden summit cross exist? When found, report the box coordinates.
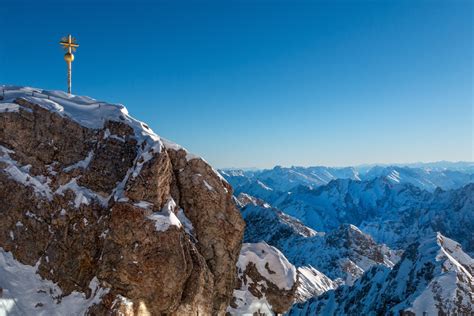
[60,34,79,94]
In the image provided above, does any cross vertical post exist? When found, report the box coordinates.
[68,58,72,94]
[60,34,79,95]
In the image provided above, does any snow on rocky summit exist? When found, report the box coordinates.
[227,242,298,315]
[0,86,245,315]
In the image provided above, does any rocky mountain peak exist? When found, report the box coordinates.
[0,86,245,315]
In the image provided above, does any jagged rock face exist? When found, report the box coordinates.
[0,88,245,315]
[288,234,474,315]
[166,149,246,313]
[227,242,297,315]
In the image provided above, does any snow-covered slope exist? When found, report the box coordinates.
[295,266,336,303]
[272,177,430,232]
[360,182,474,255]
[228,242,340,315]
[238,242,297,291]
[227,242,297,315]
[229,165,473,259]
[238,193,318,242]
[239,195,399,285]
[288,233,474,315]
[252,166,360,192]
[235,184,473,313]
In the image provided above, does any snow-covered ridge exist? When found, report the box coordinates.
[222,162,474,198]
[0,85,227,204]
[0,85,207,164]
[0,85,230,236]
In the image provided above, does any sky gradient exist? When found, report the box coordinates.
[1,0,472,168]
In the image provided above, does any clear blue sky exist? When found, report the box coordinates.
[1,0,472,168]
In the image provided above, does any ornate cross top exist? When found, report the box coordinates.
[60,34,79,53]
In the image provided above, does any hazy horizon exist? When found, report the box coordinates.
[219,160,474,171]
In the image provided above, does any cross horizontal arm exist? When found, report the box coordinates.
[60,42,79,47]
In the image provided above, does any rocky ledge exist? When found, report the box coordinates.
[0,86,245,315]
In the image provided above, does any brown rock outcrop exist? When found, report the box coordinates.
[0,88,245,315]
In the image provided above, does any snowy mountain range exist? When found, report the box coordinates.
[237,194,399,285]
[224,162,473,314]
[225,169,474,256]
[221,162,474,194]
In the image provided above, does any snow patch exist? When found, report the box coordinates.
[63,151,94,172]
[227,286,273,316]
[203,180,214,191]
[176,208,194,236]
[134,201,153,209]
[147,199,182,232]
[55,178,109,208]
[0,146,53,200]
[0,248,109,316]
[0,103,20,112]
